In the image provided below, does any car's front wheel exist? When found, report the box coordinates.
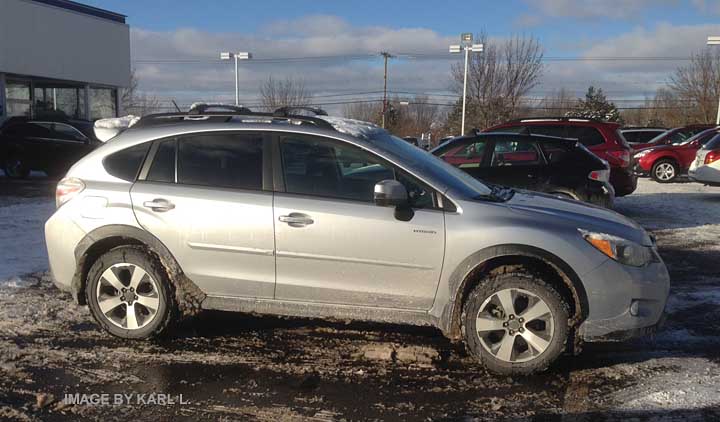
[462,272,569,375]
[651,159,678,183]
[86,246,176,339]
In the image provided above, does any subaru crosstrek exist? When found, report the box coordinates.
[45,106,669,375]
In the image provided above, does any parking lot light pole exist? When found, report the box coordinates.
[450,33,483,136]
[220,52,252,106]
[708,36,720,125]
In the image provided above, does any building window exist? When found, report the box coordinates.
[6,81,31,117]
[90,88,117,120]
[33,86,86,120]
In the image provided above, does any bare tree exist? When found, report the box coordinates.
[670,48,720,124]
[342,101,382,124]
[259,76,312,111]
[448,32,544,131]
[119,69,160,116]
[537,88,576,116]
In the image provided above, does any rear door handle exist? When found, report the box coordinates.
[279,213,314,227]
[143,198,175,212]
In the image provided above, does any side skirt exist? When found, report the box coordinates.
[201,295,440,330]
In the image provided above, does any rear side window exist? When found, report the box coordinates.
[490,139,542,167]
[528,125,565,138]
[147,139,176,183]
[177,133,264,190]
[566,126,605,147]
[103,143,150,181]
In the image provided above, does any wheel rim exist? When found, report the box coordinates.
[95,263,161,330]
[475,288,555,363]
[655,163,675,181]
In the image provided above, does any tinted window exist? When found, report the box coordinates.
[177,133,263,190]
[147,139,176,183]
[52,123,87,142]
[528,125,565,138]
[104,143,150,181]
[490,139,542,167]
[280,135,433,207]
[705,134,720,150]
[565,126,605,147]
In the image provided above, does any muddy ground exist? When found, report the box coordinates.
[0,177,719,421]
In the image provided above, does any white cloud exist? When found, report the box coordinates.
[522,0,677,19]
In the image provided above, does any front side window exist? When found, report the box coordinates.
[490,139,542,167]
[177,133,263,190]
[280,134,433,208]
[51,123,87,142]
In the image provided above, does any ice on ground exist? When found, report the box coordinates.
[0,198,55,281]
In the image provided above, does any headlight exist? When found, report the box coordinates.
[634,150,651,159]
[579,229,654,267]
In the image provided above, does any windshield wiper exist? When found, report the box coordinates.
[476,183,515,202]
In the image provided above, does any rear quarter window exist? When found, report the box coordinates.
[103,143,151,181]
[566,126,606,147]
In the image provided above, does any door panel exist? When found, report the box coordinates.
[131,182,276,298]
[274,194,445,309]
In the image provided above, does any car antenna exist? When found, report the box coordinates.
[171,99,181,112]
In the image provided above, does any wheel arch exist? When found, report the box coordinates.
[439,244,589,344]
[72,225,186,306]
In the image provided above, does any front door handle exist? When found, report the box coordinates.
[143,198,175,212]
[279,213,314,227]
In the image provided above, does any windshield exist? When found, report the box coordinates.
[366,130,493,198]
[647,129,675,144]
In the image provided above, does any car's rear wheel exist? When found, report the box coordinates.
[3,155,30,179]
[86,246,175,339]
[651,159,678,183]
[462,272,569,375]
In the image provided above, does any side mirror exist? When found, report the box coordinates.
[374,179,408,207]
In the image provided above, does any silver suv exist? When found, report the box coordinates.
[45,107,669,375]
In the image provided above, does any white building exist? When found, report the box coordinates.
[0,0,130,123]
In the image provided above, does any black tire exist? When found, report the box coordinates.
[651,159,678,183]
[86,246,176,339]
[462,272,569,375]
[3,155,30,179]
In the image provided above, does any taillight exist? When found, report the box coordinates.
[607,150,631,167]
[705,150,720,165]
[588,169,610,182]
[56,177,85,208]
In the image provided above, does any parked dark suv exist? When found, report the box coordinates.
[0,116,99,179]
[432,133,614,207]
[485,118,637,196]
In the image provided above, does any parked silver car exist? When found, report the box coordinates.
[45,107,669,375]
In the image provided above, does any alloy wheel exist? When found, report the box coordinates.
[475,288,555,363]
[654,162,676,181]
[95,263,161,330]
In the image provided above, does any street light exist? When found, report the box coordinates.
[220,51,252,106]
[708,37,720,125]
[450,33,483,136]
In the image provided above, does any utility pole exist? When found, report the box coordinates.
[708,36,720,125]
[380,51,394,128]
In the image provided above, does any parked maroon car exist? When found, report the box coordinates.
[634,127,720,183]
[484,117,637,196]
[630,124,713,152]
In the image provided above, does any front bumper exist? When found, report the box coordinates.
[578,255,670,342]
[688,166,720,185]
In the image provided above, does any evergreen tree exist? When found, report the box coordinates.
[566,86,622,123]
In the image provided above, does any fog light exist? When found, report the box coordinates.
[630,300,640,316]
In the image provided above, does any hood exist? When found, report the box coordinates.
[505,190,650,245]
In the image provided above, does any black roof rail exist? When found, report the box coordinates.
[507,116,605,124]
[132,110,336,131]
[188,103,253,115]
[273,106,328,117]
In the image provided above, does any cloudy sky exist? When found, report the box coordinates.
[85,0,720,112]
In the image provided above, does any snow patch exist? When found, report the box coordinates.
[317,115,382,139]
[93,115,140,142]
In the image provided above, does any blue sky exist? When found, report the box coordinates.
[78,0,720,109]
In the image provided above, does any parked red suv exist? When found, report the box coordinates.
[634,127,720,183]
[630,124,713,152]
[484,117,637,196]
